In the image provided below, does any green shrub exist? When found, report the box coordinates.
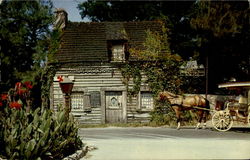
[150,101,177,126]
[0,107,83,160]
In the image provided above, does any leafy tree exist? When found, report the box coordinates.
[77,1,196,54]
[190,1,250,93]
[0,0,53,91]
[78,1,250,94]
[129,25,184,95]
[78,1,195,22]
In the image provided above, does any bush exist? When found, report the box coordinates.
[150,100,177,126]
[0,106,83,160]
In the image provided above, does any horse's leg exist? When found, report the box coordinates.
[202,110,209,129]
[202,111,207,129]
[196,110,203,129]
[173,106,181,130]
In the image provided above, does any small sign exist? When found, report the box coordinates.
[180,60,205,77]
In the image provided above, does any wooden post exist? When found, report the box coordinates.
[205,56,209,99]
[64,94,71,118]
[59,76,74,118]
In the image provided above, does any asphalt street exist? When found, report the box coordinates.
[79,127,250,160]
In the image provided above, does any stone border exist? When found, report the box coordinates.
[63,145,88,160]
[63,144,97,160]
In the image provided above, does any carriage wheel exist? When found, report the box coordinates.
[212,111,233,132]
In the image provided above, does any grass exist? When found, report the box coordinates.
[78,121,198,128]
[78,122,171,128]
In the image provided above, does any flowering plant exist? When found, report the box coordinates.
[0,81,34,111]
[15,81,33,97]
[0,94,8,108]
[57,76,63,82]
[9,101,22,110]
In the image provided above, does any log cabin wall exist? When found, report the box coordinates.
[51,63,152,124]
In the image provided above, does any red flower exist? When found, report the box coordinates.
[1,94,8,101]
[15,82,22,89]
[0,101,3,107]
[9,102,22,110]
[17,89,27,96]
[24,81,33,89]
[57,76,63,82]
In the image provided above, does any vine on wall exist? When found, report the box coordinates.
[120,25,185,97]
[120,63,142,97]
[119,25,186,125]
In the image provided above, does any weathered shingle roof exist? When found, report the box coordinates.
[55,21,163,63]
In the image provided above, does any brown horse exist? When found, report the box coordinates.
[159,91,210,130]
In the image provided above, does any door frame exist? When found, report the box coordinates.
[101,87,127,123]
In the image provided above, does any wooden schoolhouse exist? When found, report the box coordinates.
[51,9,163,124]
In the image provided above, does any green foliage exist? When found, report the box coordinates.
[78,1,195,22]
[119,24,185,125]
[0,0,54,91]
[120,63,142,97]
[190,1,245,37]
[78,1,162,22]
[40,30,62,110]
[129,26,184,95]
[150,103,176,126]
[189,1,250,92]
[0,107,82,160]
[79,1,250,93]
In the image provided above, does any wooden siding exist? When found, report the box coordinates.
[51,64,152,124]
[50,64,232,124]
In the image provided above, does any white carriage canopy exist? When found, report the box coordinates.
[218,81,250,105]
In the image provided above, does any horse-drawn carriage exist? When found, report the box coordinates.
[212,81,250,131]
[159,81,250,131]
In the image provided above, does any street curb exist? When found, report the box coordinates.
[62,145,89,160]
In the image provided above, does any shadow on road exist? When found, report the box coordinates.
[229,127,250,133]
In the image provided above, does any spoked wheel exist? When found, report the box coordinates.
[212,111,233,131]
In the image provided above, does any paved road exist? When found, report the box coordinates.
[79,127,250,160]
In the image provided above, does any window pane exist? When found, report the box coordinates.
[71,93,84,111]
[112,45,124,61]
[106,91,122,109]
[141,92,153,109]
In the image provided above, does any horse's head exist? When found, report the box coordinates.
[158,91,176,102]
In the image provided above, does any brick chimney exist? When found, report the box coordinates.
[54,8,68,30]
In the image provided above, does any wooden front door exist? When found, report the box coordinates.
[105,91,123,123]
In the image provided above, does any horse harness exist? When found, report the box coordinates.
[170,95,204,108]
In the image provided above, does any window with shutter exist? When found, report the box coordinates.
[141,92,154,110]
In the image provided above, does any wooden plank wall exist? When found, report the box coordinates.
[51,64,151,124]
[50,64,231,124]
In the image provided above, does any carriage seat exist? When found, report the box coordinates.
[227,96,248,112]
[238,97,247,104]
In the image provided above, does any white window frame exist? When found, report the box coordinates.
[139,91,154,110]
[71,92,84,111]
[111,44,125,62]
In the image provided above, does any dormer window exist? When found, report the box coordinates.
[112,44,125,62]
[107,40,128,62]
